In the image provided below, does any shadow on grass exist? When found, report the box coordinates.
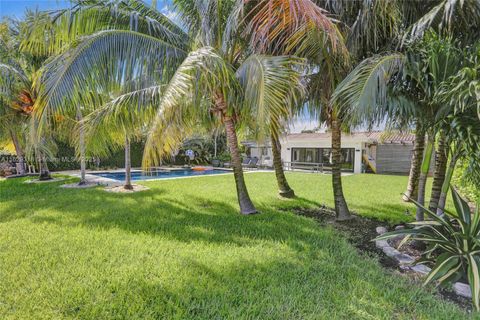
[0,177,467,319]
[0,178,319,250]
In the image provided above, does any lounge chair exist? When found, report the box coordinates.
[261,157,273,168]
[241,157,252,167]
[247,157,259,168]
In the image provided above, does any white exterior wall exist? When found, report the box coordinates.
[250,146,272,159]
[249,146,274,167]
[280,136,365,174]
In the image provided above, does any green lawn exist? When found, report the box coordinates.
[0,172,469,319]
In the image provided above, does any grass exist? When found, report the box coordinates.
[0,172,470,319]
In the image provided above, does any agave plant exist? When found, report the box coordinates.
[376,188,480,310]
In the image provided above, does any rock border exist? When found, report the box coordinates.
[375,226,472,299]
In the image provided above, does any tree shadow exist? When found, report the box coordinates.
[0,179,317,250]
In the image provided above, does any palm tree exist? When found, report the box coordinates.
[332,31,476,220]
[435,111,480,216]
[0,68,29,176]
[237,0,344,199]
[33,0,316,214]
[309,0,403,220]
[434,44,480,214]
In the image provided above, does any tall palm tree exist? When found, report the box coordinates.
[236,0,344,199]
[333,33,476,220]
[310,0,403,220]
[236,0,407,219]
[33,0,315,214]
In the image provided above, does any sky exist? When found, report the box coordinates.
[0,0,323,133]
[0,0,174,19]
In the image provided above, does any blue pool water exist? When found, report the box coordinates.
[91,169,231,181]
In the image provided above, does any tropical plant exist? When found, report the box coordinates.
[0,20,51,178]
[433,109,480,216]
[375,188,480,311]
[332,32,469,220]
[236,0,345,199]
[31,0,321,214]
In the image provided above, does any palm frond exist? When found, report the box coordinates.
[243,0,346,57]
[142,46,238,168]
[34,29,187,130]
[19,0,189,56]
[78,84,164,157]
[407,0,480,42]
[236,54,305,138]
[332,53,405,126]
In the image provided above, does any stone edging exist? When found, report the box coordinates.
[375,226,472,300]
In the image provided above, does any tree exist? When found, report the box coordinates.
[332,31,477,220]
[0,19,53,179]
[236,0,344,199]
[33,0,312,214]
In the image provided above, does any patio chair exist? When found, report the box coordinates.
[261,157,273,169]
[241,157,252,168]
[247,157,259,168]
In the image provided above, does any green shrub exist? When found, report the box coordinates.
[376,188,480,310]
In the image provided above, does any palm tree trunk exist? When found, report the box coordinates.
[77,111,87,185]
[429,133,448,211]
[331,116,351,221]
[38,152,52,180]
[403,122,425,201]
[215,92,257,215]
[436,150,458,216]
[416,134,434,221]
[124,136,133,190]
[271,131,294,198]
[9,129,26,175]
[214,130,218,158]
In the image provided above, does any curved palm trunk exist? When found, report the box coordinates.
[215,93,257,215]
[9,129,26,175]
[429,133,448,211]
[77,111,87,185]
[436,151,458,216]
[416,134,434,221]
[331,116,351,221]
[124,137,133,190]
[403,122,425,201]
[271,131,294,198]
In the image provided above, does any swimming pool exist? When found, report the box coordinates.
[90,168,231,181]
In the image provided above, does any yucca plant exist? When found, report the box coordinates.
[375,188,480,310]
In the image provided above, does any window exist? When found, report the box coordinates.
[291,148,320,163]
[291,147,355,171]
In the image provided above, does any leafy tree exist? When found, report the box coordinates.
[32,0,309,214]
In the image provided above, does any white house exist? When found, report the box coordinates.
[246,131,416,174]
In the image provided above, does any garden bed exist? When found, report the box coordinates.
[288,206,473,311]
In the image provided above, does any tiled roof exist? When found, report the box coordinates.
[285,131,416,143]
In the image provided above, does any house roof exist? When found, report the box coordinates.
[284,131,416,144]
